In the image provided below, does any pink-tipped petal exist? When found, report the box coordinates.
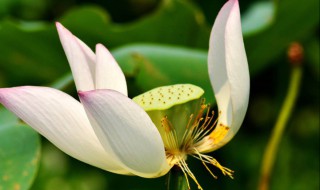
[79,89,170,178]
[207,0,250,150]
[56,22,95,91]
[95,44,128,96]
[0,86,129,174]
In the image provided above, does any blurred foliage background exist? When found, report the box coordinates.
[0,0,319,189]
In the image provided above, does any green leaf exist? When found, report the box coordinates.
[0,108,41,190]
[0,0,49,19]
[245,0,319,74]
[0,0,210,87]
[112,44,214,103]
[50,73,74,90]
[1,0,318,92]
[0,106,19,126]
[0,21,69,86]
[241,1,275,36]
[305,39,320,79]
[59,0,210,48]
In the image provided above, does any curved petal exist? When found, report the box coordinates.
[76,37,96,76]
[95,44,128,96]
[56,22,95,91]
[79,89,170,178]
[0,86,129,174]
[206,0,250,151]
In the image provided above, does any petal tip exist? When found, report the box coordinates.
[56,22,73,39]
[96,43,104,48]
[95,43,109,54]
[95,43,104,52]
[55,22,65,33]
[55,22,62,28]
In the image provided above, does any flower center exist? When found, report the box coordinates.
[133,84,204,145]
[160,103,233,189]
[133,84,233,189]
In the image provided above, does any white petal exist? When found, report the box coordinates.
[0,86,129,174]
[56,22,95,91]
[76,37,96,77]
[207,0,250,149]
[79,89,170,178]
[95,44,128,96]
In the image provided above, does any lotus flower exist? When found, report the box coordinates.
[0,0,249,187]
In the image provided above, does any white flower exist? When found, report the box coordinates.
[0,0,249,186]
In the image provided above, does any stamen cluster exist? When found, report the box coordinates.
[161,101,234,189]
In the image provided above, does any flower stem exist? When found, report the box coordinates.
[166,166,189,190]
[258,65,302,190]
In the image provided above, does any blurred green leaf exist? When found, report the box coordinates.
[0,108,41,190]
[50,73,73,90]
[0,21,69,86]
[0,106,19,126]
[241,1,275,36]
[112,44,214,102]
[305,39,319,79]
[0,0,210,87]
[0,0,48,19]
[0,0,12,16]
[59,0,210,48]
[245,0,319,74]
[0,0,318,88]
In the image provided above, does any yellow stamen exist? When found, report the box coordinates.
[209,124,230,144]
[161,116,172,132]
[192,148,234,179]
[160,101,234,189]
[161,116,179,152]
[174,156,204,190]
